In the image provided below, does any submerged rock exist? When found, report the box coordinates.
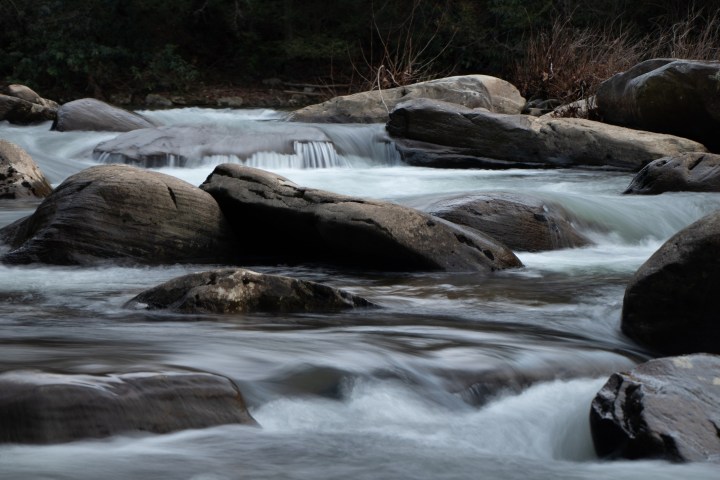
[0,140,52,199]
[289,74,525,123]
[622,211,720,355]
[0,84,58,124]
[596,58,720,152]
[52,98,157,132]
[0,370,256,444]
[200,164,522,272]
[93,124,337,168]
[128,268,374,313]
[427,192,589,252]
[624,153,720,194]
[387,98,706,171]
[590,354,720,462]
[0,164,237,265]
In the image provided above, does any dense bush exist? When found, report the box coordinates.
[1,0,718,101]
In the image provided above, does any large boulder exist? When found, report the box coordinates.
[0,164,238,265]
[427,192,589,252]
[0,370,256,444]
[0,84,58,124]
[387,98,706,171]
[596,59,720,151]
[128,268,374,313]
[624,152,720,194]
[200,164,522,272]
[52,98,157,132]
[289,75,525,123]
[93,124,337,168]
[590,354,720,462]
[621,211,720,355]
[0,140,53,199]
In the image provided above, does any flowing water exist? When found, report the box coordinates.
[0,109,718,479]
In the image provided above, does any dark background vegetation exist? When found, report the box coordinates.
[1,0,718,103]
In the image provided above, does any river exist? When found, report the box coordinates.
[0,109,717,479]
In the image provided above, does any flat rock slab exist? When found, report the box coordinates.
[128,268,374,313]
[597,58,720,152]
[0,164,237,265]
[52,98,157,132]
[200,164,522,272]
[622,211,720,355]
[93,124,334,167]
[0,370,256,444]
[427,192,589,252]
[0,140,52,199]
[590,354,720,462]
[387,98,706,171]
[624,152,720,194]
[289,74,525,123]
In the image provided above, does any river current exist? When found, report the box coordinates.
[0,109,718,479]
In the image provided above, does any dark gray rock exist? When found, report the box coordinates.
[624,152,720,194]
[387,98,706,171]
[0,370,256,444]
[0,84,58,124]
[0,164,237,265]
[289,74,525,123]
[200,164,522,272]
[52,98,157,132]
[427,192,589,252]
[0,140,52,199]
[596,58,720,151]
[621,211,720,355]
[590,354,720,462]
[128,268,374,313]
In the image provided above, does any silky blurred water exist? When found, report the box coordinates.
[1,110,718,479]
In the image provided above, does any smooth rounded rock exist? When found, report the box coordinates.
[128,268,374,313]
[590,354,720,462]
[621,211,720,355]
[0,84,58,124]
[624,152,720,194]
[201,164,522,272]
[0,370,256,444]
[0,140,53,199]
[0,164,237,265]
[52,98,157,132]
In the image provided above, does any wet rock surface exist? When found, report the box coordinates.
[128,268,374,313]
[590,354,720,462]
[0,370,256,444]
[387,98,706,171]
[200,164,522,272]
[0,164,237,265]
[0,140,53,199]
[289,75,525,123]
[624,152,720,194]
[596,58,720,152]
[52,98,157,132]
[622,211,720,355]
[427,192,589,252]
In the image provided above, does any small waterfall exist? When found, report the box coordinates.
[245,141,351,169]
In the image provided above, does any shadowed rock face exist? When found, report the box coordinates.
[289,74,525,123]
[0,164,238,265]
[52,98,157,132]
[0,370,257,444]
[0,84,58,124]
[0,140,52,199]
[128,268,374,313]
[590,354,720,463]
[387,98,706,171]
[596,58,720,152]
[427,192,589,252]
[200,164,522,272]
[621,211,720,355]
[624,153,720,194]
